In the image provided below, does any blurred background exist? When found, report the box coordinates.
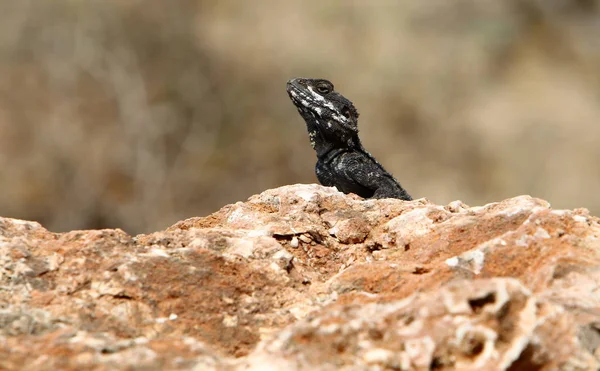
[1,0,599,234]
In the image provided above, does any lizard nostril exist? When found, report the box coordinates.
[293,78,307,87]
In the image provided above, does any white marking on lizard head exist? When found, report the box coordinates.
[307,86,339,112]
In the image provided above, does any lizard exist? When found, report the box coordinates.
[286,77,412,200]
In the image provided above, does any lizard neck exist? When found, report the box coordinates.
[303,114,361,159]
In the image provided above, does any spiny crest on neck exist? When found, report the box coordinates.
[286,78,359,135]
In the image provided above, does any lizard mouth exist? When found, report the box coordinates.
[286,79,308,101]
[286,80,314,110]
[286,78,330,109]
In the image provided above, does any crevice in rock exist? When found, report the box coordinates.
[506,344,544,371]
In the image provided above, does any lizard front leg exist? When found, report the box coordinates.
[338,152,412,200]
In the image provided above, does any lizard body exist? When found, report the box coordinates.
[286,78,412,200]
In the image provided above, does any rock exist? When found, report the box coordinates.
[246,278,596,370]
[1,184,599,370]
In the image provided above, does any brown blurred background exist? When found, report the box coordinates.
[1,1,599,234]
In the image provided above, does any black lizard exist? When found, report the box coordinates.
[286,78,412,200]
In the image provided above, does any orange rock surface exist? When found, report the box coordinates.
[1,185,599,370]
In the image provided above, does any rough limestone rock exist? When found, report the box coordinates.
[1,184,600,370]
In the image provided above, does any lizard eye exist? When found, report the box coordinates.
[316,83,332,94]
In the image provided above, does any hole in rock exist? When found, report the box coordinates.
[468,292,496,313]
[462,333,486,356]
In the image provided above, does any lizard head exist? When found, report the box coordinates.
[286,78,359,136]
